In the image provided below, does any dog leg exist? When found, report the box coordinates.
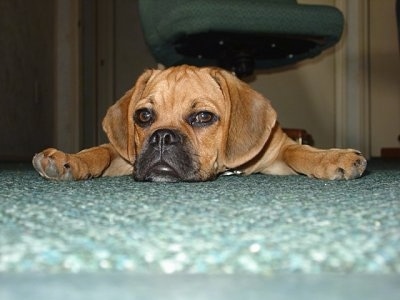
[32,144,130,180]
[281,144,367,180]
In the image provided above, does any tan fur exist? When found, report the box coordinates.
[33,65,367,181]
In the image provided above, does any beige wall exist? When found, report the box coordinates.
[254,0,400,155]
[113,0,339,149]
[251,50,336,149]
[251,0,337,149]
[3,0,397,160]
[369,0,400,156]
[88,0,400,156]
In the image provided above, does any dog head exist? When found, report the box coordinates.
[102,65,277,182]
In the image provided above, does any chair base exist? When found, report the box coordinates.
[176,31,325,77]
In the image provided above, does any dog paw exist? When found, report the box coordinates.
[316,150,367,180]
[32,148,78,180]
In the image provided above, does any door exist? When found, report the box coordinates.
[0,0,55,161]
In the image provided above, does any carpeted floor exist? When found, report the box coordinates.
[1,159,399,299]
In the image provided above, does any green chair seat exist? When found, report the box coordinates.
[139,0,344,77]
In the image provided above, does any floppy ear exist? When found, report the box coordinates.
[212,69,277,169]
[102,69,154,162]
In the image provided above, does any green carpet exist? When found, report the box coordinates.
[1,159,399,299]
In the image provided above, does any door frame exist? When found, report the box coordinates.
[55,0,81,153]
[55,0,116,151]
[334,0,371,158]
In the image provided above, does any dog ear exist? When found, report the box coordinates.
[102,69,155,162]
[212,69,277,169]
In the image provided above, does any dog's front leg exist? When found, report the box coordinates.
[32,144,131,180]
[281,144,367,180]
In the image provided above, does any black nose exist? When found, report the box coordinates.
[149,129,181,149]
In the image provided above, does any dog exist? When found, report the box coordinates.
[32,65,367,182]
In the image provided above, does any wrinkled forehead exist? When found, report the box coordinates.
[140,68,223,106]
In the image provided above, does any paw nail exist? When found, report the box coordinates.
[336,167,345,175]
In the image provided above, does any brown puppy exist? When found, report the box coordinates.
[32,65,367,182]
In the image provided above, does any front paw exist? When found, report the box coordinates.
[318,150,367,180]
[32,148,77,180]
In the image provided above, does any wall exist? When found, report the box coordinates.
[84,0,400,156]
[251,51,336,149]
[4,1,397,160]
[369,0,400,156]
[112,0,338,149]
[252,0,338,149]
[114,0,157,97]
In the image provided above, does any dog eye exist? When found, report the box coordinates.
[189,111,218,127]
[134,108,154,127]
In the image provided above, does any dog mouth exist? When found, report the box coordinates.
[134,128,202,182]
[143,161,182,182]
